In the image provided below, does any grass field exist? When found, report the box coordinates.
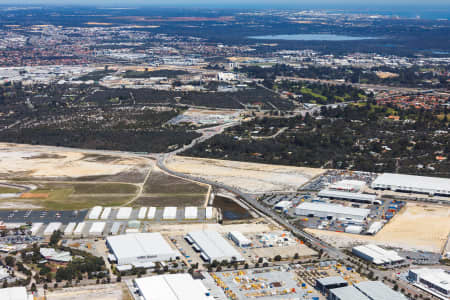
[0,182,138,210]
[140,169,209,207]
[0,186,22,193]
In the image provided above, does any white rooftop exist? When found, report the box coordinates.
[372,173,450,194]
[353,244,404,265]
[330,286,369,300]
[0,287,30,300]
[134,274,213,300]
[318,190,377,202]
[107,233,179,262]
[163,207,177,219]
[411,268,450,292]
[188,230,243,262]
[355,281,408,300]
[296,202,370,217]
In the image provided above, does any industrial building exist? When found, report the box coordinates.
[354,281,407,300]
[318,189,380,204]
[163,207,177,220]
[295,202,370,222]
[352,244,405,266]
[89,222,106,236]
[371,173,450,196]
[73,222,86,236]
[138,207,148,219]
[329,180,366,192]
[133,274,213,300]
[100,207,111,220]
[408,268,450,299]
[40,248,72,262]
[329,285,370,300]
[88,206,103,220]
[63,222,76,236]
[205,206,213,219]
[316,276,348,294]
[228,231,252,247]
[345,225,364,234]
[109,222,121,235]
[366,221,384,235]
[186,230,244,263]
[274,200,292,211]
[116,207,132,220]
[44,222,62,236]
[107,233,180,266]
[0,287,32,300]
[185,207,198,220]
[147,207,156,219]
[30,222,43,236]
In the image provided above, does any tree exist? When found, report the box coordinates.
[116,275,121,282]
[274,255,282,262]
[31,283,37,293]
[49,230,63,247]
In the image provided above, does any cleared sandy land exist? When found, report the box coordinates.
[166,156,325,193]
[45,283,126,300]
[0,143,150,178]
[306,203,450,253]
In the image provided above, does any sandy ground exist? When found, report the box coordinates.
[44,283,126,300]
[0,143,150,178]
[148,223,277,235]
[166,156,325,193]
[306,203,450,253]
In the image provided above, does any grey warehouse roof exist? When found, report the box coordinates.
[318,190,377,202]
[297,202,370,217]
[355,281,408,300]
[371,173,450,194]
[330,286,369,300]
[316,276,347,286]
[188,230,243,261]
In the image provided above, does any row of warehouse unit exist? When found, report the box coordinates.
[371,173,450,196]
[318,189,381,205]
[295,202,370,222]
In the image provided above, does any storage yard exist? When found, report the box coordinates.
[306,203,450,252]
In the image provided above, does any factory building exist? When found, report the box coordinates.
[274,200,292,211]
[163,207,177,220]
[100,207,111,220]
[44,222,62,236]
[116,207,132,220]
[352,244,405,266]
[88,206,103,220]
[133,274,213,300]
[109,222,121,235]
[138,207,148,219]
[329,180,366,192]
[106,233,180,266]
[73,222,86,237]
[318,190,380,205]
[316,276,348,294]
[371,173,450,196]
[186,230,244,263]
[63,222,77,236]
[408,268,450,299]
[40,248,72,263]
[354,281,407,300]
[228,231,252,247]
[30,222,43,236]
[295,202,370,222]
[185,207,198,220]
[0,287,33,300]
[147,207,156,219]
[89,222,106,236]
[329,285,370,300]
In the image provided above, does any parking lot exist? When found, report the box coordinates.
[0,209,88,224]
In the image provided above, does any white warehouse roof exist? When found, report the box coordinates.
[318,190,378,203]
[88,206,103,220]
[205,207,213,219]
[274,200,292,209]
[117,207,133,220]
[64,222,77,236]
[371,173,450,195]
[163,207,177,220]
[30,222,43,236]
[44,222,62,236]
[0,287,31,300]
[107,233,179,265]
[330,286,369,300]
[185,207,198,219]
[330,180,366,192]
[409,268,450,294]
[296,202,370,218]
[353,244,404,265]
[147,207,156,219]
[100,207,112,220]
[73,222,86,236]
[89,222,106,235]
[138,207,148,219]
[187,230,243,262]
[134,274,213,300]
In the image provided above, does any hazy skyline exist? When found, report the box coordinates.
[0,0,449,7]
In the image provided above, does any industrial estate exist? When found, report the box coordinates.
[0,3,448,300]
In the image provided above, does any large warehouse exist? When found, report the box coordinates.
[318,189,380,204]
[354,281,407,300]
[107,233,180,266]
[134,274,213,300]
[371,173,450,196]
[352,244,405,266]
[186,230,243,263]
[295,202,370,222]
[0,287,32,300]
[408,268,449,299]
